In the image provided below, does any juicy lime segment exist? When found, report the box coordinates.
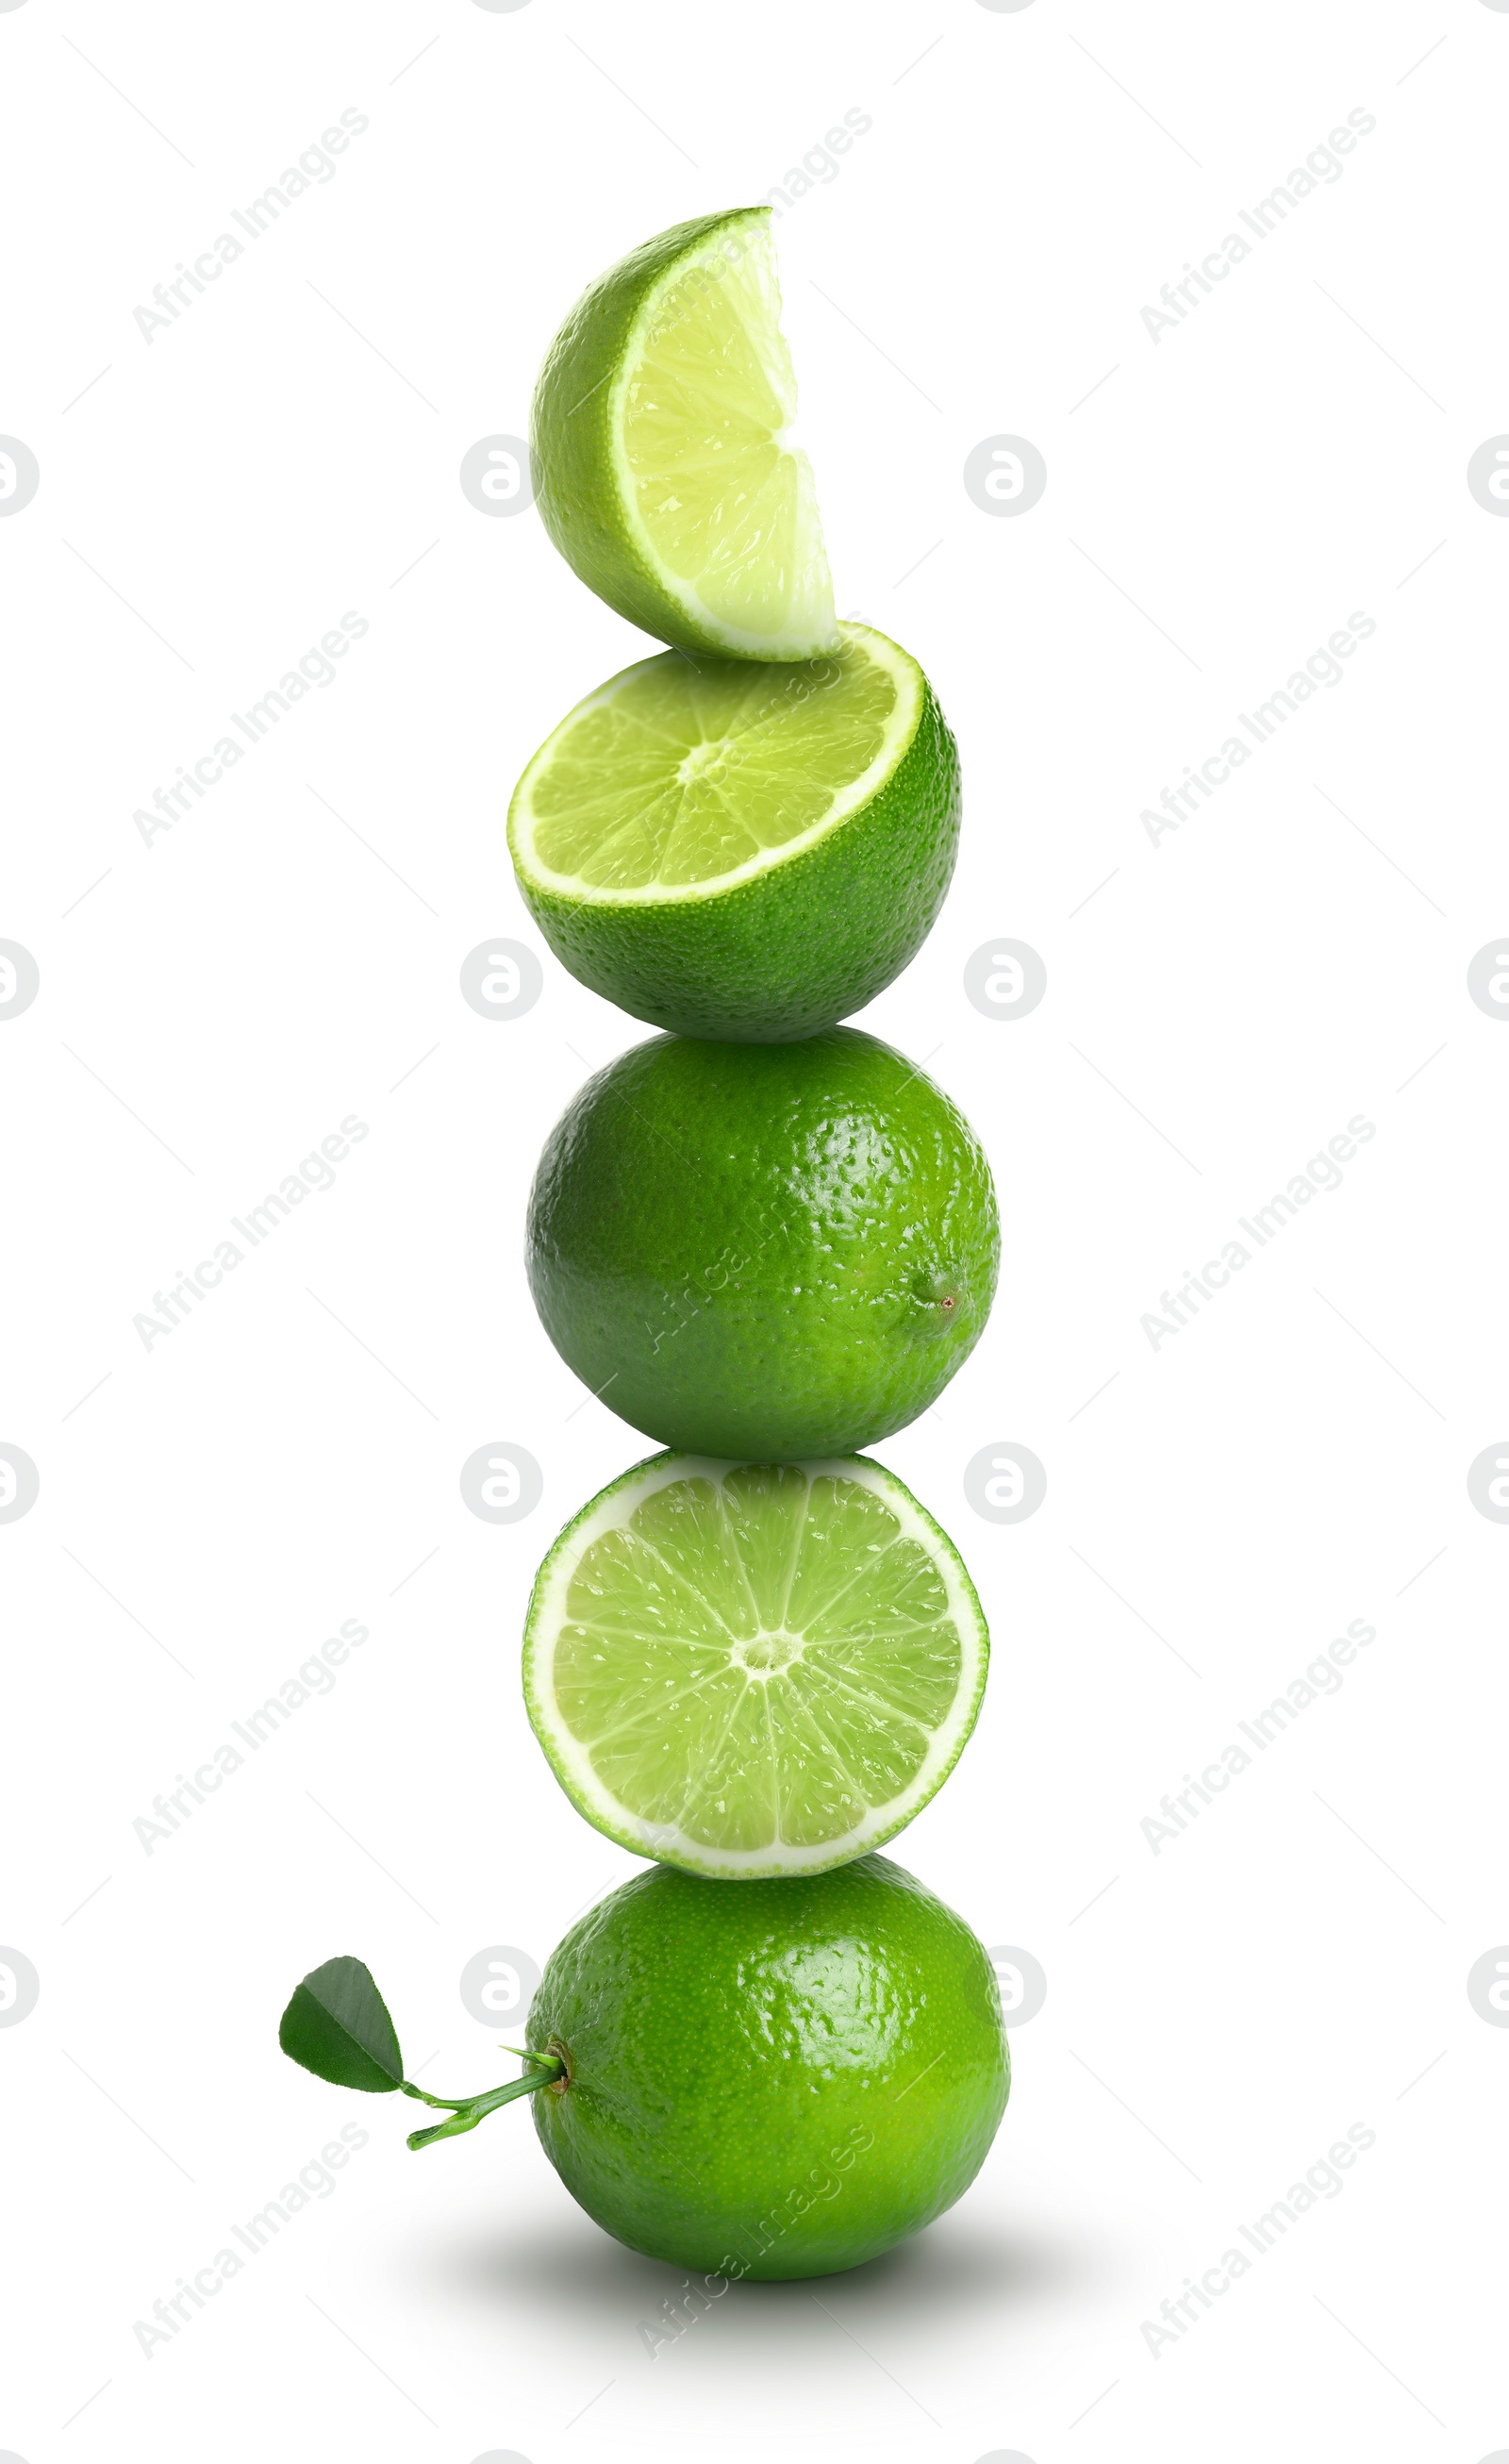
[530,208,838,661]
[513,624,908,900]
[619,217,835,657]
[523,1454,989,1879]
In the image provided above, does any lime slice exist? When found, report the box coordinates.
[522,1454,989,1879]
[507,623,960,1041]
[531,207,838,661]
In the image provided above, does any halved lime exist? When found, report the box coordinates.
[507,623,960,1040]
[530,207,837,661]
[522,1454,989,1880]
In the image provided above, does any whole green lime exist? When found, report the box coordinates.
[525,1854,1009,2279]
[507,623,960,1043]
[526,1029,1000,1458]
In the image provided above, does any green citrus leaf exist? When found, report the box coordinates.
[279,1955,403,2092]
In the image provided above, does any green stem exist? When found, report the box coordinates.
[398,2056,565,2151]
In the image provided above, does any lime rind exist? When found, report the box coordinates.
[522,1452,990,1880]
[508,624,922,909]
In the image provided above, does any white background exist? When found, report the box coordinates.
[3,2,1506,2458]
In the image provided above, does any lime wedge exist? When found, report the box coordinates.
[507,623,960,1040]
[522,1454,989,1879]
[531,207,838,661]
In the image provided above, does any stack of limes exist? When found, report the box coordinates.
[281,208,1012,2286]
[511,206,1009,2276]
